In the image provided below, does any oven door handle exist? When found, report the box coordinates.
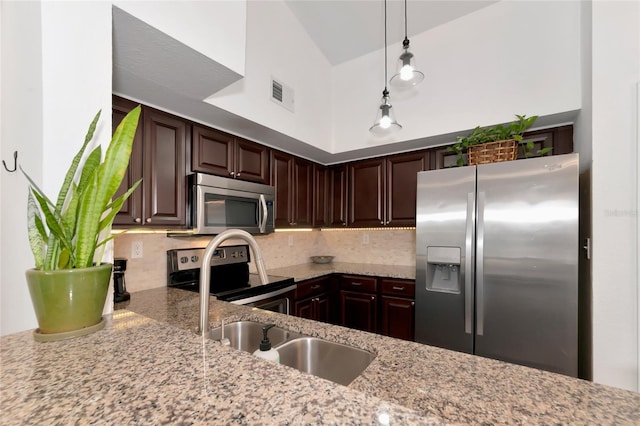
[228,284,297,306]
[258,194,268,233]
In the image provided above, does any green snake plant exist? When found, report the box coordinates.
[22,106,142,270]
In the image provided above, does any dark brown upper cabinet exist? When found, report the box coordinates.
[112,96,188,228]
[385,151,429,227]
[349,152,428,227]
[329,165,348,227]
[349,158,385,227]
[112,97,143,226]
[313,165,329,228]
[192,125,269,184]
[270,151,313,228]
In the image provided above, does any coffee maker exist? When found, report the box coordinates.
[113,258,130,303]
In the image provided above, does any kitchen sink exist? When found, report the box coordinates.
[275,337,375,386]
[208,321,300,354]
[209,321,375,386]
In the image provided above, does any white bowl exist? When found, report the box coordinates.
[310,256,334,264]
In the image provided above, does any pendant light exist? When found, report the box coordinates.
[390,0,424,89]
[370,0,401,135]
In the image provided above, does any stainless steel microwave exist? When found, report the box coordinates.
[189,173,275,235]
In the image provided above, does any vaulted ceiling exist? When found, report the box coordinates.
[285,0,497,65]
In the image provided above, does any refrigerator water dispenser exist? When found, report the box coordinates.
[426,247,461,294]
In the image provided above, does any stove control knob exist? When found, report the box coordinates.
[180,256,188,264]
[191,255,198,263]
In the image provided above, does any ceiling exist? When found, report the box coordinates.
[285,0,498,65]
[114,0,576,165]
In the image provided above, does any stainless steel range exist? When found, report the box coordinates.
[167,245,296,314]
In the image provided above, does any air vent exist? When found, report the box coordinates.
[271,77,295,112]
[272,80,283,102]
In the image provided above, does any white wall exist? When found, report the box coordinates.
[333,0,582,153]
[205,0,334,152]
[1,0,43,335]
[113,0,247,77]
[591,0,639,392]
[0,1,112,335]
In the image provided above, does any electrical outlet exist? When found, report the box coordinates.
[363,234,370,245]
[288,235,294,247]
[131,241,143,259]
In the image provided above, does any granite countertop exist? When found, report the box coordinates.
[266,261,416,282]
[3,286,639,425]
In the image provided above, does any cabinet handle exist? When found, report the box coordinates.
[380,221,384,225]
[411,301,415,306]
[371,296,375,300]
[343,222,347,226]
[311,285,320,290]
[392,286,405,291]
[236,173,241,177]
[134,218,141,223]
[145,218,152,223]
[350,282,361,286]
[230,171,235,176]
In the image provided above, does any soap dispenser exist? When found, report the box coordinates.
[253,324,280,364]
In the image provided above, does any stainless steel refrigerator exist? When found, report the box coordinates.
[415,153,579,377]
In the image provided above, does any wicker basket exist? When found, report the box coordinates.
[467,139,518,165]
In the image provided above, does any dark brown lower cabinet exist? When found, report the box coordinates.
[294,276,331,323]
[340,290,377,333]
[295,294,330,322]
[379,278,415,341]
[380,296,415,341]
[295,274,414,340]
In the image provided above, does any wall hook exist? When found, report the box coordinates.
[2,151,18,173]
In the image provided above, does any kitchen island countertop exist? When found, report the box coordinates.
[2,287,640,424]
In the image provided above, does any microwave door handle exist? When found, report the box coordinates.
[258,194,267,233]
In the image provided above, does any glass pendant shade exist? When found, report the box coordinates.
[390,38,424,89]
[369,90,402,135]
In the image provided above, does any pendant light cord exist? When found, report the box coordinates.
[404,0,408,39]
[383,0,388,94]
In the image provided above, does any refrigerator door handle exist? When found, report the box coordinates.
[465,192,475,335]
[476,191,486,336]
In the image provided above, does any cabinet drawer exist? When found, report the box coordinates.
[340,275,377,293]
[295,277,329,300]
[380,279,415,297]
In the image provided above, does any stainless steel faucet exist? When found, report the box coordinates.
[198,229,269,337]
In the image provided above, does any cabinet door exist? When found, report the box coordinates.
[293,158,313,227]
[349,159,385,227]
[380,296,415,341]
[271,151,293,227]
[313,165,329,227]
[329,165,348,227]
[295,298,314,320]
[340,290,377,333]
[143,109,188,226]
[112,96,143,226]
[315,294,331,323]
[386,152,428,227]
[430,146,459,170]
[235,138,269,184]
[191,125,234,177]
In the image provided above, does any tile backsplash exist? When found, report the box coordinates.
[113,229,416,292]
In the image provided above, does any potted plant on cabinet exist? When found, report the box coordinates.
[449,114,551,166]
[22,106,141,341]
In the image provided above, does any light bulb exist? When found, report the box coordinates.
[380,115,392,129]
[400,64,414,81]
